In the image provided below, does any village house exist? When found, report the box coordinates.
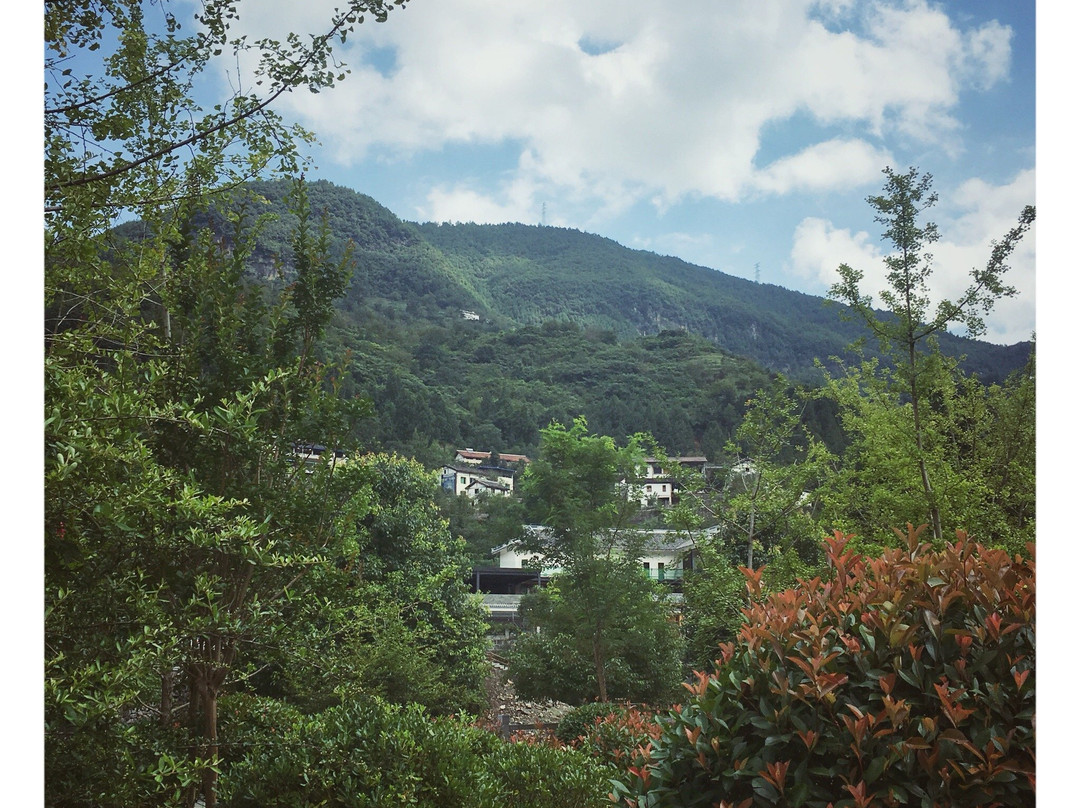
[486,525,710,582]
[463,477,511,499]
[632,456,709,507]
[292,442,348,473]
[440,462,516,497]
[454,448,531,466]
[440,448,530,498]
[471,524,717,648]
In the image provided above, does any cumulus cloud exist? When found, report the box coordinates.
[421,186,526,226]
[936,169,1036,344]
[753,139,894,196]
[226,0,1015,217]
[789,216,882,290]
[789,169,1036,345]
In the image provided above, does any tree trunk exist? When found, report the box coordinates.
[201,684,219,808]
[184,671,202,808]
[192,663,227,808]
[908,346,943,541]
[747,504,756,568]
[592,633,608,703]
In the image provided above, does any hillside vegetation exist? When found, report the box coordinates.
[147,179,1029,461]
[244,180,1030,385]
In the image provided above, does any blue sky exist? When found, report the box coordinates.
[221,0,1037,345]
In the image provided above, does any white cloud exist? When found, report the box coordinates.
[789,169,1036,344]
[226,0,1016,218]
[422,186,528,225]
[420,166,549,225]
[753,139,894,196]
[956,20,1013,91]
[789,216,882,289]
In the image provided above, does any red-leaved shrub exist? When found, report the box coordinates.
[613,526,1035,808]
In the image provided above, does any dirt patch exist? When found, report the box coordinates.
[482,657,574,730]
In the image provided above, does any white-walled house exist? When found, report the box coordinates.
[473,524,719,648]
[644,456,707,478]
[630,456,709,507]
[637,529,698,581]
[464,477,511,499]
[489,526,559,574]
[440,463,516,497]
[488,525,713,583]
[638,479,676,507]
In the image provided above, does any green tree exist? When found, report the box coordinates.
[46,182,362,808]
[828,166,1034,541]
[508,419,682,704]
[719,376,832,568]
[651,380,831,677]
[44,3,415,805]
[677,543,748,674]
[509,568,683,706]
[975,349,1036,549]
[45,0,410,226]
[263,453,491,717]
[818,346,1035,553]
[438,488,527,566]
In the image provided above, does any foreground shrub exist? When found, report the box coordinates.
[487,740,613,808]
[557,702,627,745]
[220,695,610,807]
[578,705,666,773]
[614,527,1035,808]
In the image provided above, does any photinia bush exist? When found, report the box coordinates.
[557,702,628,746]
[577,705,666,775]
[613,526,1034,808]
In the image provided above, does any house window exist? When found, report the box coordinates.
[658,562,665,581]
[643,561,650,571]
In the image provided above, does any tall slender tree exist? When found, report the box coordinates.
[828,167,1034,541]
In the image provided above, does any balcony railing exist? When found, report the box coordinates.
[643,567,685,582]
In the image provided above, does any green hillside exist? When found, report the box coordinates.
[236,179,1029,382]
[116,178,1029,460]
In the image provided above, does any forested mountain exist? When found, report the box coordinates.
[231,179,1030,379]
[116,178,1031,460]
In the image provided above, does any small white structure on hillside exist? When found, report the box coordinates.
[630,456,709,507]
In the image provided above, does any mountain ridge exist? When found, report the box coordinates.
[239,179,1029,385]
